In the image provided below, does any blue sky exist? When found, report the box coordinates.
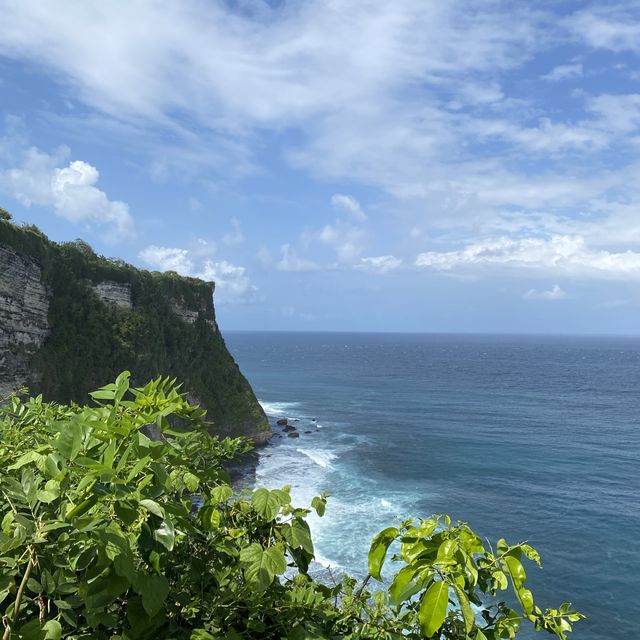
[1,1,640,333]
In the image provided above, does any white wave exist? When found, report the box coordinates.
[380,498,392,509]
[297,448,338,469]
[313,550,343,571]
[259,399,301,416]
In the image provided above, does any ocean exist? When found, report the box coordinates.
[225,332,640,640]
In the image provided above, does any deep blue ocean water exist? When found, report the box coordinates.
[225,332,640,640]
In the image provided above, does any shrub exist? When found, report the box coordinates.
[0,374,582,639]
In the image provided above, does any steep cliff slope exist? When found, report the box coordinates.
[0,217,270,443]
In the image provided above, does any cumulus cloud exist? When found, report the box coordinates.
[0,132,133,237]
[541,63,583,81]
[356,255,402,274]
[139,243,257,303]
[523,284,567,300]
[330,194,367,221]
[416,235,640,280]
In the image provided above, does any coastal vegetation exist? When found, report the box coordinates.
[0,373,583,639]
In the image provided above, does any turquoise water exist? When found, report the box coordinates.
[225,332,640,639]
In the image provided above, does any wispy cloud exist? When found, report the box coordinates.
[356,255,402,274]
[331,194,367,221]
[416,235,640,280]
[523,284,567,300]
[542,63,583,81]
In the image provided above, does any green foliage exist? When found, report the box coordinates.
[0,375,583,639]
[0,208,12,222]
[0,219,268,438]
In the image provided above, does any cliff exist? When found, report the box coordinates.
[0,217,271,443]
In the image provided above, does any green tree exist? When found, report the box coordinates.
[0,208,12,222]
[0,374,583,639]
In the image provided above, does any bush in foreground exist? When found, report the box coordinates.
[0,373,583,639]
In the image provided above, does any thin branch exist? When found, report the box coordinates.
[354,573,372,601]
[3,555,35,640]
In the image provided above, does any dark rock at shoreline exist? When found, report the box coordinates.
[287,431,300,438]
[283,424,296,432]
[276,418,288,426]
[304,430,313,434]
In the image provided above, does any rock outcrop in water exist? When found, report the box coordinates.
[0,217,270,443]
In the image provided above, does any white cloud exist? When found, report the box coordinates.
[139,245,193,273]
[330,193,367,221]
[139,244,257,302]
[317,221,366,264]
[416,235,640,280]
[570,6,640,53]
[0,125,133,237]
[198,260,257,302]
[523,284,567,300]
[3,1,640,276]
[276,244,319,272]
[541,63,583,81]
[0,1,551,195]
[356,255,402,274]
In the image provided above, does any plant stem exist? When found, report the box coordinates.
[2,556,34,640]
[354,573,372,600]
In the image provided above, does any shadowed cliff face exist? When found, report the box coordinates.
[0,244,50,396]
[0,220,271,444]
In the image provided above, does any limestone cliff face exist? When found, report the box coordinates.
[0,220,270,443]
[91,281,133,309]
[0,245,50,397]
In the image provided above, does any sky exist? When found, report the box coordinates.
[1,0,640,334]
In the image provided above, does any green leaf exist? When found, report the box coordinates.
[388,566,421,606]
[437,539,457,561]
[43,620,62,640]
[140,499,165,518]
[37,490,58,504]
[240,543,286,591]
[54,422,83,460]
[519,586,534,616]
[503,555,527,588]
[89,382,117,400]
[284,518,314,554]
[137,574,170,617]
[7,451,40,470]
[153,514,176,551]
[190,631,216,640]
[183,472,200,492]
[252,488,283,520]
[311,495,326,517]
[453,583,475,633]
[521,544,541,566]
[126,455,151,482]
[210,484,233,504]
[65,494,99,519]
[419,580,449,637]
[367,527,398,581]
